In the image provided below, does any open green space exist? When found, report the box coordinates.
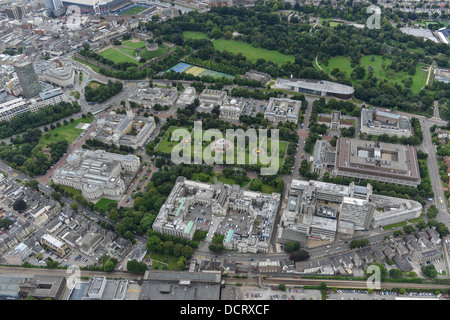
[95,198,118,211]
[261,184,277,194]
[119,5,148,15]
[121,40,147,49]
[212,39,295,66]
[183,31,210,40]
[118,46,137,57]
[216,173,249,187]
[318,55,429,94]
[56,184,83,199]
[139,45,174,60]
[156,126,288,166]
[155,126,185,153]
[149,252,178,270]
[381,221,407,231]
[98,48,140,65]
[39,116,93,148]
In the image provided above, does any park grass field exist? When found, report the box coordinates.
[38,116,93,148]
[121,40,147,49]
[119,5,148,15]
[156,126,288,167]
[95,198,118,210]
[98,48,140,65]
[183,31,210,40]
[212,39,295,66]
[139,45,173,60]
[318,55,428,94]
[118,47,136,57]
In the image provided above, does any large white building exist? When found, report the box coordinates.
[197,89,227,112]
[219,98,245,121]
[38,60,76,88]
[52,149,140,201]
[128,87,178,109]
[92,105,155,149]
[153,177,281,253]
[264,97,301,124]
[360,108,411,138]
[0,97,29,122]
[277,179,422,243]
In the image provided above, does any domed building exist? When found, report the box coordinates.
[52,149,139,201]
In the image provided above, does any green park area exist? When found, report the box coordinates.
[148,251,179,270]
[139,45,174,60]
[99,47,140,65]
[38,116,93,148]
[317,55,428,94]
[103,40,174,64]
[121,40,147,49]
[212,39,295,66]
[183,31,210,40]
[155,126,288,166]
[95,198,118,211]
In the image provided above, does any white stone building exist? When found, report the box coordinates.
[52,149,140,201]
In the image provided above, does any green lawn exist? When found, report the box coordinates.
[261,184,277,194]
[98,48,140,65]
[149,252,178,270]
[119,5,148,15]
[216,173,250,187]
[56,184,83,199]
[121,40,147,49]
[319,55,429,94]
[39,116,93,148]
[212,39,295,66]
[157,126,288,167]
[183,31,210,40]
[155,126,186,153]
[118,47,137,57]
[139,45,173,60]
[95,198,118,211]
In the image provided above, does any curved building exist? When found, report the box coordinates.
[61,0,129,14]
[40,61,76,88]
[52,149,140,201]
[275,78,355,99]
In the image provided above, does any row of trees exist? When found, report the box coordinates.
[0,101,80,139]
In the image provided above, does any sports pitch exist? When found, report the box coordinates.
[167,62,234,79]
[118,5,149,15]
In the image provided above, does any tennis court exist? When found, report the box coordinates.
[185,66,207,77]
[167,62,235,79]
[170,62,192,73]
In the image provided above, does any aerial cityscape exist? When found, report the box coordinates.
[0,0,448,306]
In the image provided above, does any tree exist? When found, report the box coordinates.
[248,179,263,192]
[104,260,116,272]
[25,180,39,191]
[289,249,310,262]
[283,241,300,253]
[176,256,187,270]
[127,259,148,273]
[427,205,439,219]
[51,192,62,201]
[367,263,387,281]
[278,283,286,291]
[421,264,437,278]
[12,198,27,212]
[70,203,78,212]
[389,268,403,278]
[403,225,415,234]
